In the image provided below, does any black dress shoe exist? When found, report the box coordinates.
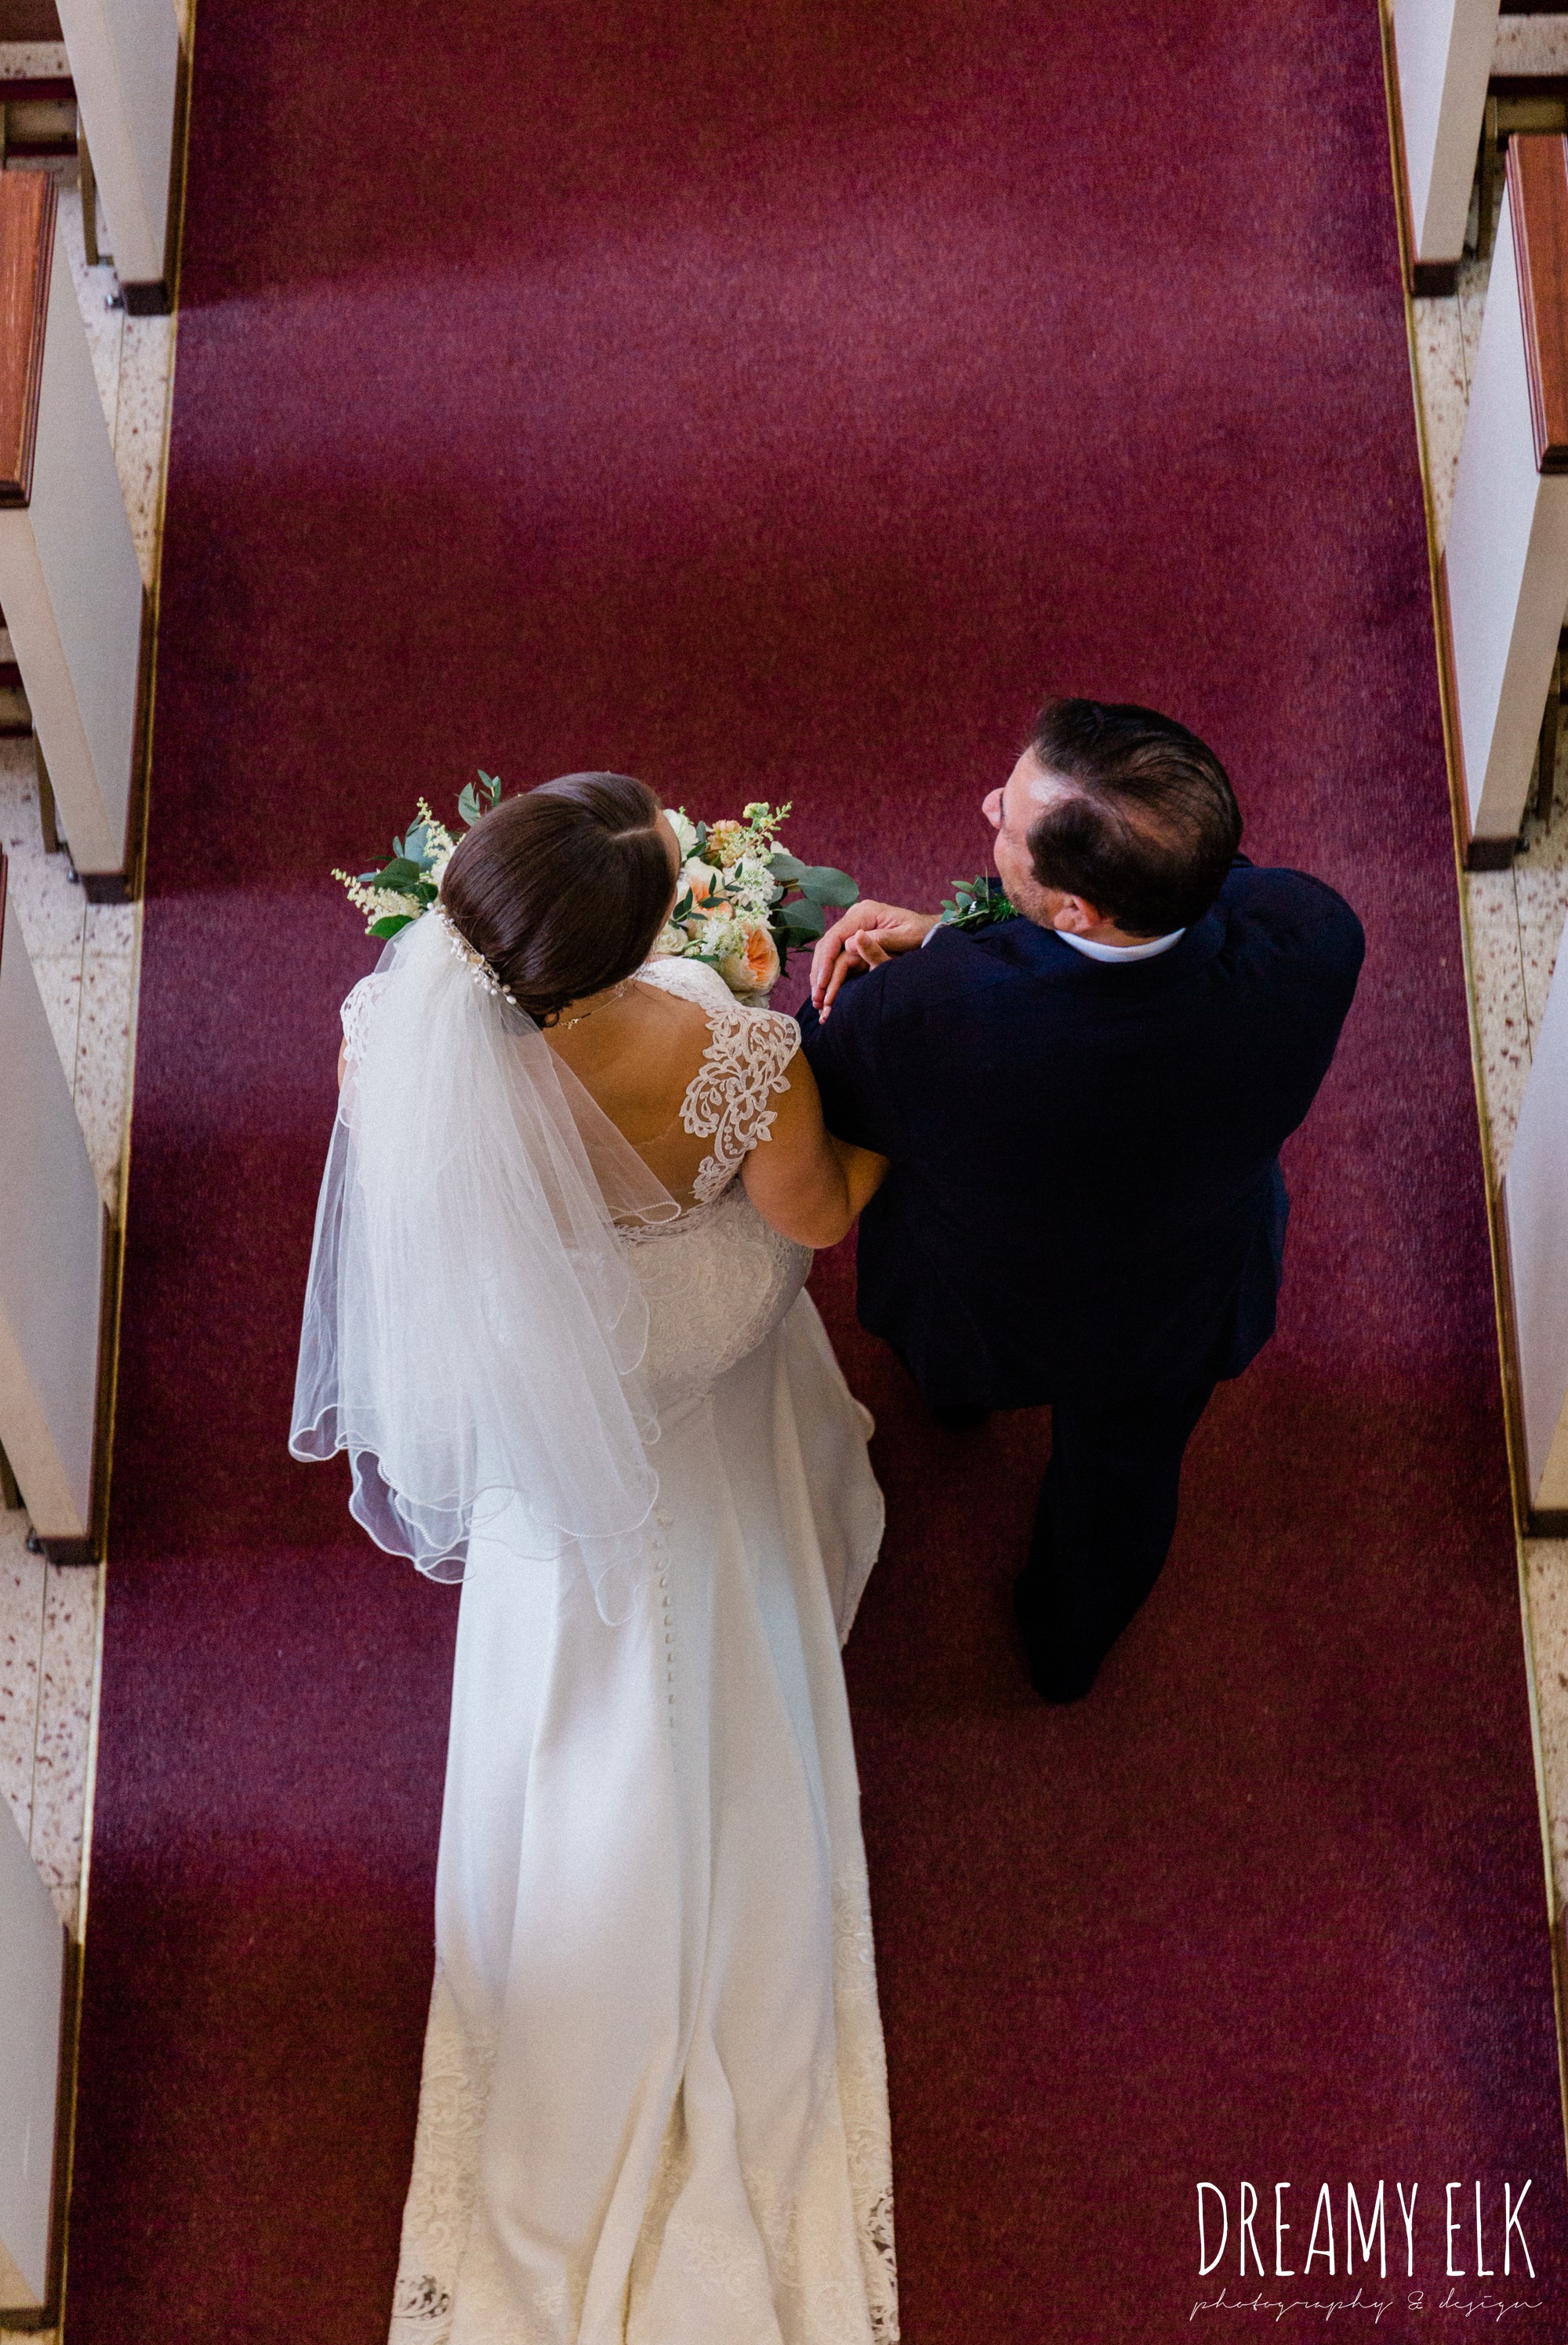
[1012,1570,1100,1704]
[930,1402,993,1432]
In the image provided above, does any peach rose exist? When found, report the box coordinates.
[704,819,746,869]
[720,922,781,997]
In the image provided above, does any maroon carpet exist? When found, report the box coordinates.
[67,3,1567,2337]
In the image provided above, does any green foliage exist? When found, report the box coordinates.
[939,874,1017,931]
[777,898,826,942]
[458,771,503,828]
[765,848,858,959]
[334,783,475,938]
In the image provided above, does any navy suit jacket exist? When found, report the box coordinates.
[797,861,1364,1407]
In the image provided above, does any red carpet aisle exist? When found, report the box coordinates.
[67,4,1568,2337]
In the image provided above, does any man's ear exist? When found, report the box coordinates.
[1051,894,1102,936]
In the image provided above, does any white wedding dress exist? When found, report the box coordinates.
[359,957,898,2345]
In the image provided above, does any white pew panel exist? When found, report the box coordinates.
[1444,134,1568,865]
[0,1793,64,2322]
[53,0,180,309]
[0,170,145,898]
[1504,924,1568,1515]
[1394,0,1501,288]
[0,857,104,1558]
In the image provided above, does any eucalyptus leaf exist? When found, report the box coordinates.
[768,851,808,884]
[796,866,858,909]
[781,899,826,939]
[939,873,1016,930]
[459,771,503,828]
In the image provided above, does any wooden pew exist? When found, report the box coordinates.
[0,851,107,1563]
[0,170,147,900]
[1389,0,1501,292]
[1441,132,1568,865]
[0,0,77,172]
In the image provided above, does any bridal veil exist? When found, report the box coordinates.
[289,912,678,1620]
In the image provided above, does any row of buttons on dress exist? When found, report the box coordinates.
[655,1505,675,1730]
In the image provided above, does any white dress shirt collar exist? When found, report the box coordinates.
[1054,926,1185,963]
[922,917,1186,960]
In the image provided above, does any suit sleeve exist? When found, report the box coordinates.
[796,971,905,1156]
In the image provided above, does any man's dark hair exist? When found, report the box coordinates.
[1024,699,1242,937]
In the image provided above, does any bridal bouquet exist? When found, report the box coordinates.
[334,778,858,1004]
[654,800,858,1001]
[332,777,488,939]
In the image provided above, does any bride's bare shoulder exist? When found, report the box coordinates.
[546,971,718,1147]
[626,972,717,1055]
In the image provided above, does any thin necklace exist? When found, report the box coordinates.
[556,982,627,1031]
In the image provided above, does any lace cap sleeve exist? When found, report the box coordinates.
[681,1000,800,1204]
[340,975,385,1069]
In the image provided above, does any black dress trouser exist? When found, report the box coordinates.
[1016,1379,1217,1701]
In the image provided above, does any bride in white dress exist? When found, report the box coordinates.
[292,773,898,2344]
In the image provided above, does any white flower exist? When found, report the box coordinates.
[664,808,698,859]
[411,800,457,876]
[332,870,430,934]
[699,912,745,960]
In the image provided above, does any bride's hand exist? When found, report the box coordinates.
[811,901,938,1017]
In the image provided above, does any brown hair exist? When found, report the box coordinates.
[440,772,673,1024]
[1025,699,1242,937]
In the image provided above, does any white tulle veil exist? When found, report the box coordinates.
[290,911,679,1621]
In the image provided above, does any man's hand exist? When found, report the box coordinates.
[810,900,938,1018]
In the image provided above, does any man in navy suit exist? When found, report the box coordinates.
[798,699,1363,1702]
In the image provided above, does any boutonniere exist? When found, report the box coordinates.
[938,874,1018,931]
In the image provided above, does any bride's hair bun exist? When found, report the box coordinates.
[440,771,673,1025]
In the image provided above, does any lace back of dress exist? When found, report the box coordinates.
[636,957,800,1210]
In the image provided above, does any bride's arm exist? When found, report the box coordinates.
[742,1049,888,1247]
